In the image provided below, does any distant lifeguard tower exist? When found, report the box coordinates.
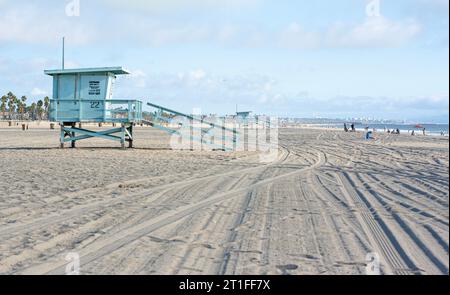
[236,111,252,127]
[45,67,142,148]
[236,111,252,120]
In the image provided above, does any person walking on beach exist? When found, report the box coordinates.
[423,128,426,136]
[412,130,415,136]
[344,123,348,132]
[351,123,355,132]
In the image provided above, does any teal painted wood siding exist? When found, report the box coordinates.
[45,67,142,123]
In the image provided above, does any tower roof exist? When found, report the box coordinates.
[44,67,130,76]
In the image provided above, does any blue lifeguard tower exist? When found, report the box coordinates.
[45,67,142,148]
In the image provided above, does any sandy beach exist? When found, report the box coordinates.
[0,123,448,275]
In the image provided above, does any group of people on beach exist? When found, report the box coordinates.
[343,123,356,133]
[409,128,426,136]
[387,128,401,135]
[343,123,447,137]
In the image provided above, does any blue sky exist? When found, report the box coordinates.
[0,0,448,122]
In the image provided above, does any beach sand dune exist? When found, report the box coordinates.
[0,124,448,275]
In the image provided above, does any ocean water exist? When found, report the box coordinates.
[330,123,449,136]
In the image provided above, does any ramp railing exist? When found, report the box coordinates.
[146,102,239,151]
[49,99,142,123]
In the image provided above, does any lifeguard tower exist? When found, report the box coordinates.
[45,67,142,148]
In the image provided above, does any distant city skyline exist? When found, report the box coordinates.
[0,0,448,122]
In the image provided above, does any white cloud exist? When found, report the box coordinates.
[101,0,259,12]
[325,17,422,48]
[0,1,423,50]
[279,22,321,49]
[0,4,93,45]
[417,0,449,10]
[279,17,422,49]
[106,19,214,47]
[31,87,47,96]
[133,69,448,119]
[128,69,147,88]
[217,25,239,43]
[189,69,207,80]
[124,16,422,49]
[119,16,422,50]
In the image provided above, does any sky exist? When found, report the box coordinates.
[0,0,448,122]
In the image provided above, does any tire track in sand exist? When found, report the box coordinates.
[21,150,325,275]
[336,171,420,275]
[0,149,291,239]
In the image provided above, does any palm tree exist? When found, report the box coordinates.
[0,95,6,119]
[7,92,17,119]
[37,100,44,120]
[19,96,27,120]
[28,103,37,120]
[17,101,23,120]
[44,96,50,119]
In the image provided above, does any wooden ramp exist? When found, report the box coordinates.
[145,102,239,151]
